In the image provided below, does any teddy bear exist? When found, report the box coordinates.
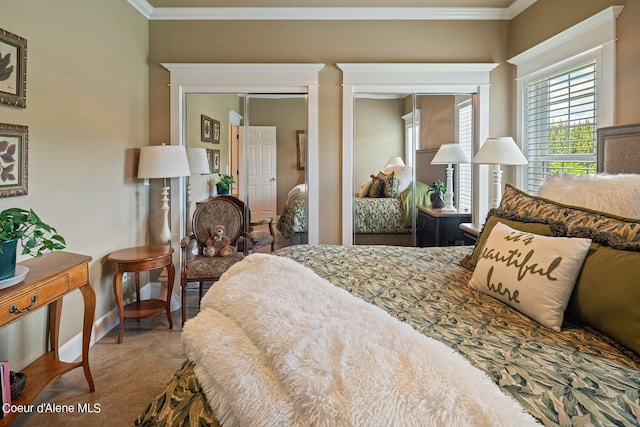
[204,224,236,257]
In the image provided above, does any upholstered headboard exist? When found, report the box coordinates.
[596,123,640,174]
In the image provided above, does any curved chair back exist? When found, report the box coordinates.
[191,196,246,249]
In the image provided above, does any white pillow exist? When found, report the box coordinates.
[468,222,592,331]
[383,165,412,193]
[287,183,306,202]
[538,173,640,219]
[357,177,374,198]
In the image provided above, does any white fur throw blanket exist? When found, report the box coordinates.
[182,254,539,426]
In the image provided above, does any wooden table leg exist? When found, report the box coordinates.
[48,298,63,359]
[165,260,175,330]
[113,271,125,344]
[79,283,96,392]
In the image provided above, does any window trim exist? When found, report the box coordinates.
[508,6,621,190]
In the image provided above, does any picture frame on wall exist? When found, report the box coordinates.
[212,119,221,144]
[212,149,221,173]
[0,28,27,108]
[296,130,306,170]
[201,115,213,143]
[0,123,28,197]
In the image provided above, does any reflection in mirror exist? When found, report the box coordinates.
[185,93,240,224]
[353,93,414,246]
[353,93,474,247]
[184,93,308,249]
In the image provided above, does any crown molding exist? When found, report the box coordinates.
[508,5,624,67]
[127,0,537,21]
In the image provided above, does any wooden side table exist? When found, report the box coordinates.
[107,245,175,343]
[0,252,94,426]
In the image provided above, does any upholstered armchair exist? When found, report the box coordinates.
[180,195,255,327]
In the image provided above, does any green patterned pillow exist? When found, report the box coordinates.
[567,243,640,354]
[500,184,640,251]
[469,222,592,331]
[377,171,399,198]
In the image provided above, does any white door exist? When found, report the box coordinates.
[247,126,277,221]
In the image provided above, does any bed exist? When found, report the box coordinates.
[136,124,640,426]
[277,177,430,246]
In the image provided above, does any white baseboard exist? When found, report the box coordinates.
[59,281,182,363]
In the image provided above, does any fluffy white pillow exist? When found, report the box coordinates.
[383,165,412,193]
[468,222,592,331]
[538,173,640,219]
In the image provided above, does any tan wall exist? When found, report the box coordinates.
[510,0,640,125]
[0,0,149,369]
[354,98,405,193]
[149,19,512,243]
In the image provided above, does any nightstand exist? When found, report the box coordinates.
[417,206,472,247]
[460,222,482,245]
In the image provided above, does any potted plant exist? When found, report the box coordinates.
[0,208,66,280]
[427,181,446,209]
[216,174,235,195]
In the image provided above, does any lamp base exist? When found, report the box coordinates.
[440,207,457,214]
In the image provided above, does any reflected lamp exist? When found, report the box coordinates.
[431,143,469,213]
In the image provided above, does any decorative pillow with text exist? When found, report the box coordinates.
[468,222,592,331]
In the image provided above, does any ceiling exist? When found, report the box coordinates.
[147,1,519,6]
[132,0,537,20]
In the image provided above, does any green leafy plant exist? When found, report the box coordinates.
[427,181,446,195]
[217,174,235,191]
[0,208,66,257]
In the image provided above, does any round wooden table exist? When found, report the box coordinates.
[108,245,175,343]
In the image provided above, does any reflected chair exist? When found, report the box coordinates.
[243,215,276,253]
[180,195,255,327]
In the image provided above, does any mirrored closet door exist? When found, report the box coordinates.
[352,93,474,247]
[184,93,308,246]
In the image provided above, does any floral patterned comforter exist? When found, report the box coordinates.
[136,245,640,427]
[276,194,409,238]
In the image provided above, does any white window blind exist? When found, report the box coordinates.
[456,100,472,212]
[402,110,420,169]
[526,62,597,194]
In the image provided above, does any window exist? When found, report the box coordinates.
[456,99,472,212]
[509,6,620,195]
[402,109,420,168]
[525,62,597,194]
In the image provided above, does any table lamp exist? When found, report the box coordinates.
[431,143,469,213]
[186,148,211,233]
[138,144,191,244]
[385,156,406,169]
[471,137,528,209]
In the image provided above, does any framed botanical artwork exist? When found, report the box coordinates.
[0,123,28,197]
[0,28,27,108]
[212,149,221,173]
[296,130,306,170]
[212,119,221,144]
[201,114,212,143]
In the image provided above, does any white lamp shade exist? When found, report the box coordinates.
[187,147,210,175]
[431,143,469,164]
[385,156,405,168]
[471,137,528,165]
[138,144,191,179]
